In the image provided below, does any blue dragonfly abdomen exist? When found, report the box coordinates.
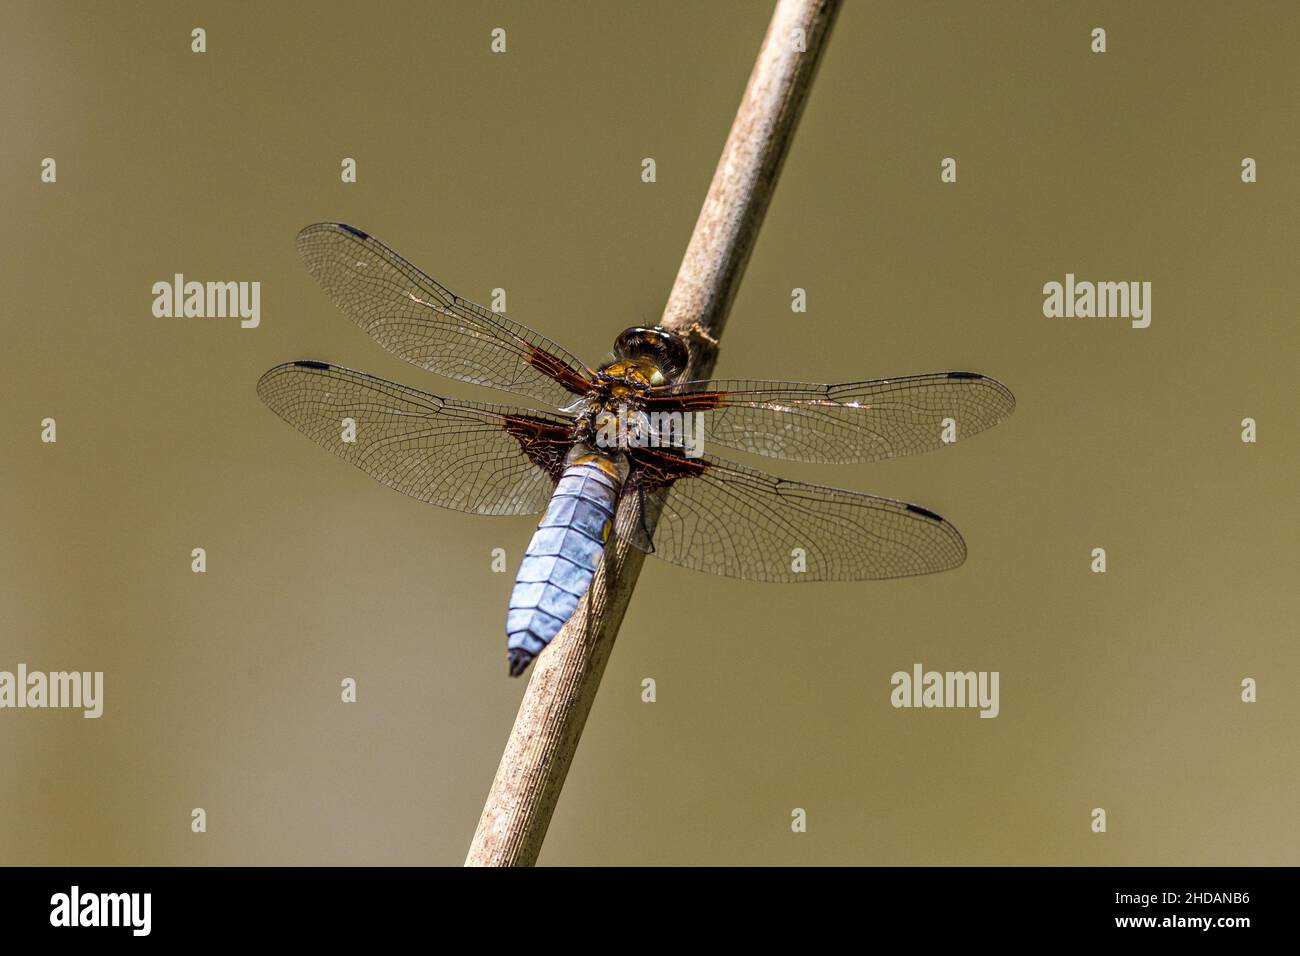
[505,454,623,676]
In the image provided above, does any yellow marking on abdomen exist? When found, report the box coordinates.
[571,453,621,478]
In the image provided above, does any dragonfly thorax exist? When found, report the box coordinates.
[571,361,657,450]
[568,389,655,455]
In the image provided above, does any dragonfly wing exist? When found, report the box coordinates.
[297,223,593,408]
[646,372,1014,463]
[630,448,966,581]
[257,361,573,515]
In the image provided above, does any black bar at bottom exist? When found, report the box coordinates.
[0,866,1283,941]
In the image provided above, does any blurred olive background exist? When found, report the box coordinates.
[2,1,1296,866]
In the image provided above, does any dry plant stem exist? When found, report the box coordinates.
[465,0,842,867]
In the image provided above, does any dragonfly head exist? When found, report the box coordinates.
[612,326,690,384]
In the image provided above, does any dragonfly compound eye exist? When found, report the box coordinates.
[613,326,690,381]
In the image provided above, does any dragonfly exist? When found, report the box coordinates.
[258,223,1016,677]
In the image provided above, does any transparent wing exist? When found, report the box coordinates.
[631,449,966,582]
[296,223,593,408]
[645,372,1014,463]
[257,361,574,515]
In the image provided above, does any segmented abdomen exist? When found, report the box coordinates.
[506,460,620,674]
